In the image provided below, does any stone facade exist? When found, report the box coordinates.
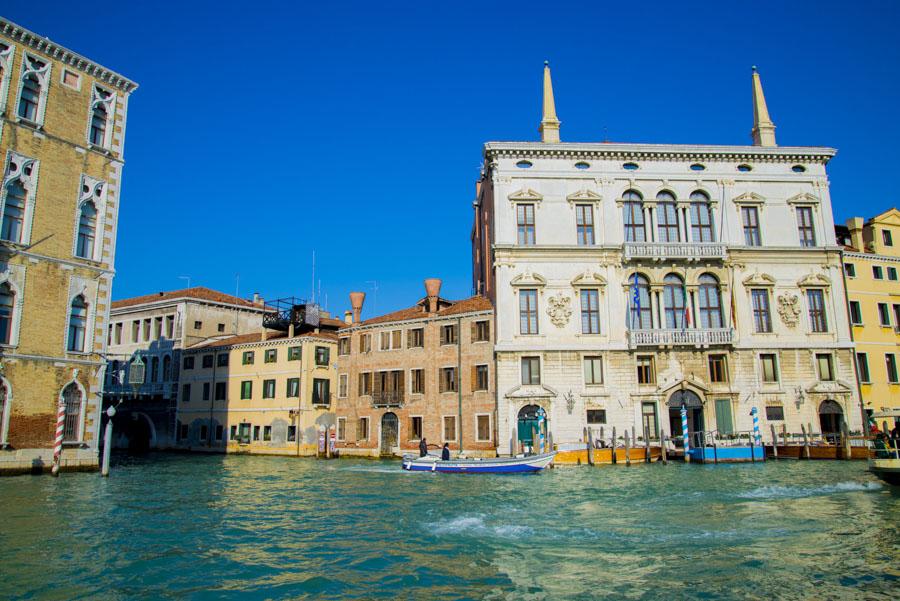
[0,18,137,474]
[104,287,271,450]
[334,287,495,457]
[472,65,861,455]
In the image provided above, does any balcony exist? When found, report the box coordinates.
[628,328,735,348]
[623,242,727,262]
[372,390,404,408]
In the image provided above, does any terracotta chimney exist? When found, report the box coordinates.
[424,278,442,313]
[343,310,353,325]
[349,292,365,324]
[846,217,865,252]
[252,292,260,304]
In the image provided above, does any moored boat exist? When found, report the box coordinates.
[402,452,556,473]
[868,409,900,486]
[869,457,900,486]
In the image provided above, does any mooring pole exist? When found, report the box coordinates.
[660,431,668,465]
[770,424,778,460]
[624,430,631,466]
[611,426,617,464]
[101,405,116,477]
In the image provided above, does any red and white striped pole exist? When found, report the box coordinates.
[51,401,65,476]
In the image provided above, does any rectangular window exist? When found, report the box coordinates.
[873,265,884,280]
[714,399,733,435]
[807,289,828,333]
[521,356,541,385]
[889,267,898,281]
[583,356,603,385]
[312,378,331,404]
[214,382,226,400]
[411,416,423,440]
[215,425,223,441]
[751,289,773,333]
[886,354,898,384]
[287,377,300,398]
[194,321,202,330]
[115,322,123,345]
[411,369,425,394]
[857,352,870,383]
[130,320,139,343]
[475,364,489,391]
[154,317,162,340]
[520,290,539,334]
[408,328,424,348]
[883,229,893,246]
[202,382,210,401]
[636,355,655,385]
[337,374,347,398]
[217,323,225,333]
[336,418,346,441]
[517,203,536,245]
[263,426,272,441]
[580,289,600,334]
[261,379,275,399]
[587,409,607,424]
[179,423,188,441]
[199,425,208,442]
[708,354,728,383]
[476,415,492,442]
[315,346,330,366]
[358,417,369,441]
[181,384,191,402]
[287,425,296,442]
[265,349,277,363]
[240,381,252,400]
[392,329,402,349]
[359,333,372,353]
[183,356,195,370]
[817,354,834,381]
[844,262,856,278]
[440,324,457,345]
[165,316,174,339]
[796,206,816,247]
[849,301,863,325]
[253,425,260,441]
[442,416,457,442]
[878,303,891,327]
[143,319,150,341]
[379,331,390,351]
[242,351,254,365]
[576,204,595,245]
[472,320,490,342]
[765,406,785,421]
[760,354,779,383]
[359,372,372,396]
[894,305,900,332]
[440,367,457,393]
[338,338,350,355]
[642,402,659,439]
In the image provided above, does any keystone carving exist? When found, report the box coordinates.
[546,292,572,328]
[777,292,801,328]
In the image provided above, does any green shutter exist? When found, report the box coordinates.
[715,399,733,435]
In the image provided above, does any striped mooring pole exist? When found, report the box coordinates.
[751,406,762,446]
[51,401,65,476]
[537,408,546,454]
[680,404,689,455]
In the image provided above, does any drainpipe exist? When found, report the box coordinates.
[457,316,463,455]
[207,349,217,448]
[840,248,868,433]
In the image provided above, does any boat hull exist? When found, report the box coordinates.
[402,452,556,474]
[868,458,900,486]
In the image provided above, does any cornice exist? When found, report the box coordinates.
[185,334,337,354]
[841,250,900,264]
[111,297,271,317]
[1,18,138,94]
[484,142,836,164]
[340,309,494,333]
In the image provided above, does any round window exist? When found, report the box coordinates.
[791,165,806,173]
[516,160,533,169]
[690,163,706,171]
[623,162,639,171]
[737,164,752,172]
[574,162,590,170]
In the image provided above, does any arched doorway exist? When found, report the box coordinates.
[517,404,545,452]
[380,412,399,456]
[819,399,844,442]
[668,389,704,446]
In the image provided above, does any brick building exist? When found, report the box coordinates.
[0,18,137,473]
[334,280,495,458]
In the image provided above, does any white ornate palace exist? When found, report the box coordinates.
[472,64,862,454]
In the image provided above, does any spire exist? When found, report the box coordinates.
[750,66,777,146]
[539,61,560,143]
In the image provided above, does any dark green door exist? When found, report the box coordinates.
[715,399,733,435]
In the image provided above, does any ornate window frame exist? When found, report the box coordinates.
[1,151,40,246]
[15,51,52,128]
[0,261,26,348]
[71,175,108,262]
[0,42,15,116]
[59,373,87,444]
[86,84,117,151]
[64,275,98,355]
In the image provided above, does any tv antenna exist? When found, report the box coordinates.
[178,275,191,288]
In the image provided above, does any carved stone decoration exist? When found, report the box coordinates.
[565,390,575,415]
[777,292,801,328]
[546,292,572,328]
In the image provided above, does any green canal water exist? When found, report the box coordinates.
[0,455,897,600]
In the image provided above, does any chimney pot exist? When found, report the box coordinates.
[424,278,442,313]
[252,292,260,304]
[349,291,365,324]
[343,310,353,325]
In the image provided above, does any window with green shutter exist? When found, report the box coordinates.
[715,399,733,435]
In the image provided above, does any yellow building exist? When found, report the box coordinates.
[175,303,341,456]
[840,209,900,430]
[0,18,137,473]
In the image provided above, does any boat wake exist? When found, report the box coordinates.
[426,514,534,538]
[738,481,882,500]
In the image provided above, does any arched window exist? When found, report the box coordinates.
[622,190,645,242]
[89,103,107,146]
[697,274,723,329]
[67,295,87,352]
[62,383,83,442]
[151,356,160,382]
[18,72,42,122]
[163,355,172,382]
[656,192,679,242]
[629,274,652,330]
[663,274,686,329]
[690,191,715,242]
[0,282,13,345]
[2,180,26,243]
[76,201,97,259]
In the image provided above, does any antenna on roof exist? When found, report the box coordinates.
[311,251,316,304]
[235,273,240,298]
[178,275,191,289]
[366,280,379,314]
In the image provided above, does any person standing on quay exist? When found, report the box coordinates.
[419,438,428,457]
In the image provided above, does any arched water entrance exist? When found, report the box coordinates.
[668,389,704,445]
[517,404,545,451]
[818,399,844,442]
[380,412,399,456]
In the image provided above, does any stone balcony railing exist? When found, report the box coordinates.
[623,242,727,262]
[628,327,735,348]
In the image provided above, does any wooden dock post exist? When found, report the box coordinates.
[611,426,617,464]
[781,424,787,447]
[325,426,332,459]
[645,429,651,463]
[660,431,668,465]
[586,428,595,466]
[531,426,537,456]
[801,423,810,459]
[624,430,631,466]
[841,421,851,460]
[770,424,778,460]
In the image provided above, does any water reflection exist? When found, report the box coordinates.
[0,455,897,600]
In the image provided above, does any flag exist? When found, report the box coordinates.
[630,276,641,327]
[682,285,691,329]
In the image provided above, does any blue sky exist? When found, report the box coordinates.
[5,1,900,319]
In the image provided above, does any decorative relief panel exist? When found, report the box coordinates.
[546,292,572,328]
[777,292,801,328]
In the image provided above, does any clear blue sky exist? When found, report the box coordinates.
[6,1,900,319]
